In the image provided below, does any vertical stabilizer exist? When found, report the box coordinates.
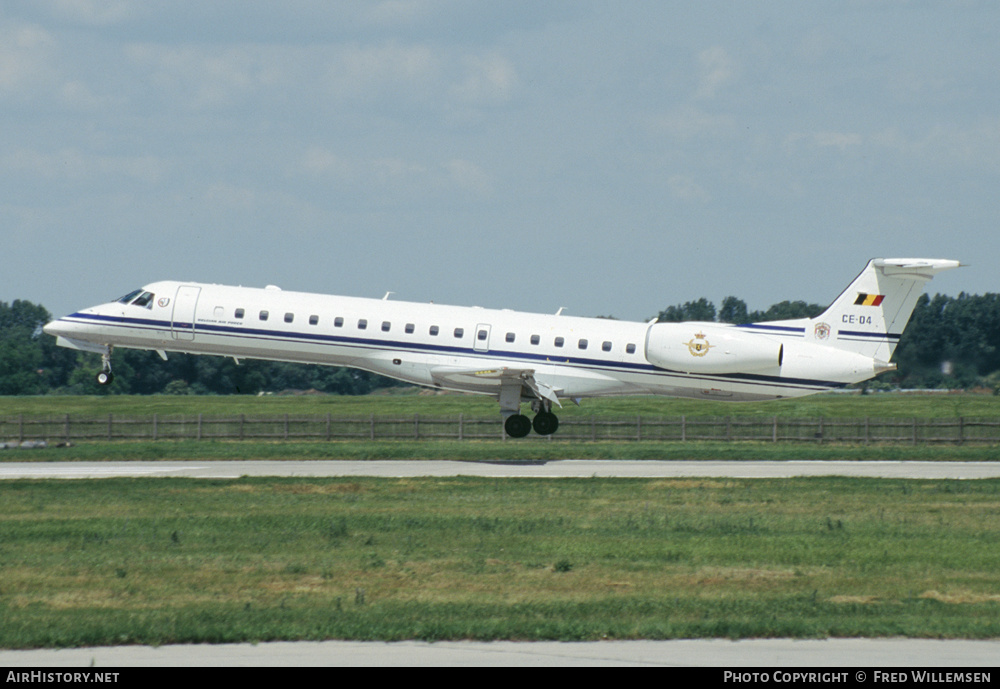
[810,258,960,361]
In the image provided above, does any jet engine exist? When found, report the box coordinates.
[644,323,782,374]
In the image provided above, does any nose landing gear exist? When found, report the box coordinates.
[96,347,115,386]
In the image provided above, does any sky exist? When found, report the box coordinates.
[2,1,997,323]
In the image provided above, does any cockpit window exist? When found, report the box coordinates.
[117,289,155,309]
[117,289,144,304]
[132,292,155,309]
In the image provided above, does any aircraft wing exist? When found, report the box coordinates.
[430,366,562,407]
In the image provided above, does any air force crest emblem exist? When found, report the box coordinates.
[685,332,715,357]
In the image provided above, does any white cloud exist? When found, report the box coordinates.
[299,147,352,177]
[648,105,736,140]
[363,0,444,26]
[444,158,493,195]
[295,147,492,198]
[813,131,862,151]
[667,174,710,203]
[872,121,1000,170]
[0,24,57,92]
[324,42,440,102]
[451,53,518,105]
[203,182,256,210]
[0,147,167,184]
[125,44,281,110]
[783,131,863,154]
[46,0,136,26]
[59,79,122,110]
[782,121,1000,170]
[695,46,737,99]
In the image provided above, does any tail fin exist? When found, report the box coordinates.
[811,258,960,361]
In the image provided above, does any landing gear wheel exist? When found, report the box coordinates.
[532,411,559,436]
[96,346,115,386]
[504,414,532,439]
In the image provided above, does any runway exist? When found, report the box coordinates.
[2,638,998,667]
[3,458,997,666]
[3,458,1000,480]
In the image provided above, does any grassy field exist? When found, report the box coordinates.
[3,439,999,462]
[3,391,999,461]
[3,392,998,647]
[2,475,999,647]
[2,389,1000,419]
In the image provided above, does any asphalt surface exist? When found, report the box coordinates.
[4,459,1000,479]
[2,639,998,667]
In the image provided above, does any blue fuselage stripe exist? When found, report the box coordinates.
[61,312,846,392]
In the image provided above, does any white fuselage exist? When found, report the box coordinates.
[45,280,877,403]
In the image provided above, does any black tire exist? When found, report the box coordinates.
[504,414,532,438]
[96,370,114,386]
[532,411,559,436]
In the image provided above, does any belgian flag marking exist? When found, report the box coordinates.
[854,293,885,306]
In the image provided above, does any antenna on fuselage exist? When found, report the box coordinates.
[383,292,395,300]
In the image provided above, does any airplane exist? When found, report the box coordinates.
[44,258,959,438]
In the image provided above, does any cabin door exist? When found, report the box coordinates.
[171,285,201,341]
[474,323,492,353]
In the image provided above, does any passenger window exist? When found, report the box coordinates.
[506,332,515,343]
[285,313,294,323]
[334,317,344,328]
[578,339,588,350]
[530,335,540,345]
[477,329,488,341]
[235,308,245,319]
[626,343,636,354]
[382,321,391,332]
[259,311,269,321]
[358,319,368,330]
[554,337,564,348]
[309,315,319,325]
[430,325,439,336]
[405,323,415,334]
[602,341,612,352]
[454,328,464,338]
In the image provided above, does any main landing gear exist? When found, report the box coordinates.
[96,347,115,386]
[503,401,560,439]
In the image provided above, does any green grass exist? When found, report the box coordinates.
[5,439,1000,462]
[3,391,999,461]
[3,390,1000,419]
[2,476,999,647]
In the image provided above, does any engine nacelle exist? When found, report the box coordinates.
[644,323,782,374]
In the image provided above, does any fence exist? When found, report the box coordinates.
[3,414,1000,445]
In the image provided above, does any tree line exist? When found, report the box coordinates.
[2,292,998,396]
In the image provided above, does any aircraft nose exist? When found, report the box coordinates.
[43,317,80,339]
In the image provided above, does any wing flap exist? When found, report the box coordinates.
[430,366,562,407]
